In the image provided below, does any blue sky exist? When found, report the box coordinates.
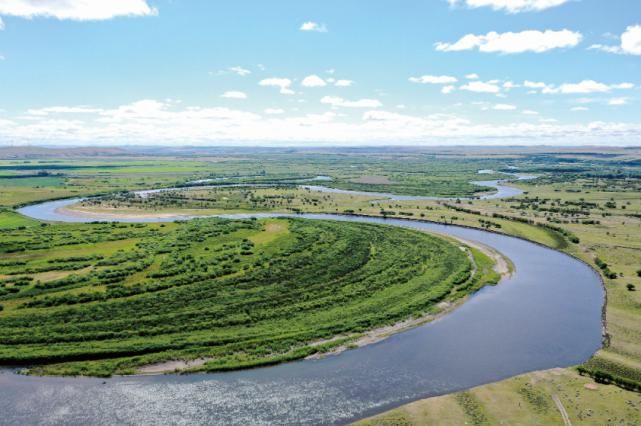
[0,0,640,146]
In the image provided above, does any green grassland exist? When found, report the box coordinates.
[72,186,383,216]
[3,147,641,422]
[0,151,511,207]
[0,212,498,377]
[357,368,641,426]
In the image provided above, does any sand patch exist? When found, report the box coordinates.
[136,358,211,375]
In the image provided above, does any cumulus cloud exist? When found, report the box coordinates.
[522,110,539,115]
[409,75,458,84]
[320,96,382,108]
[435,29,582,53]
[448,0,569,13]
[621,25,641,55]
[264,108,284,115]
[299,21,327,32]
[442,85,456,94]
[301,75,327,87]
[0,99,641,145]
[259,78,294,95]
[0,0,157,21]
[589,25,641,56]
[465,73,480,80]
[460,81,501,93]
[222,91,248,100]
[571,106,589,111]
[3,99,641,146]
[0,17,4,30]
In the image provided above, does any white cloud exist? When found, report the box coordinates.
[335,79,353,87]
[523,80,548,89]
[588,44,620,54]
[259,78,294,95]
[0,0,157,21]
[27,106,103,115]
[543,80,609,94]
[460,81,501,93]
[522,110,539,115]
[542,80,634,94]
[320,96,382,108]
[612,83,635,90]
[589,25,641,56]
[608,97,628,106]
[0,17,4,30]
[222,91,248,100]
[409,75,458,84]
[465,73,480,80]
[301,74,327,87]
[264,108,284,115]
[442,85,456,94]
[435,29,582,53]
[4,99,641,146]
[493,103,517,110]
[621,25,641,55]
[449,0,570,13]
[229,66,251,77]
[300,21,327,32]
[571,106,589,111]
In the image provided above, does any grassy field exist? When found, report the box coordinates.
[356,368,641,425]
[0,150,512,207]
[0,211,497,377]
[3,146,641,422]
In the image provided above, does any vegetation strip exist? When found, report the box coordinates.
[0,213,498,377]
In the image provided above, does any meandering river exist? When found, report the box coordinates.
[131,172,537,202]
[2,183,603,425]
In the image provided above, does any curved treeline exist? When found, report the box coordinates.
[0,217,493,377]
